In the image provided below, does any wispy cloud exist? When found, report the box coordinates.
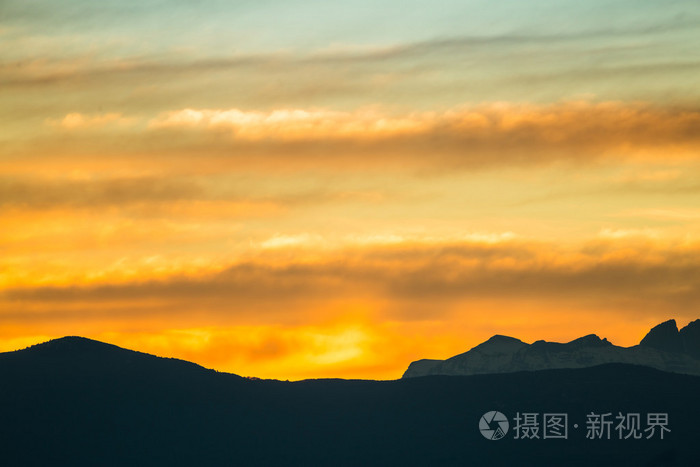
[4,238,699,315]
[0,176,203,209]
[0,175,400,211]
[22,101,700,173]
[614,208,700,221]
[46,112,135,129]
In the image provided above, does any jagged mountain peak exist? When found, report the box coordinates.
[643,319,678,336]
[679,319,700,360]
[639,319,683,353]
[680,319,700,333]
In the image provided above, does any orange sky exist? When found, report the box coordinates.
[2,0,700,379]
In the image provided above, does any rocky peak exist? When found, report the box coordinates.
[639,319,683,354]
[472,335,527,354]
[680,319,700,360]
[567,334,612,348]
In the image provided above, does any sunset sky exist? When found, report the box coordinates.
[2,0,700,380]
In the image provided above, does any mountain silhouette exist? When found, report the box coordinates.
[403,319,700,378]
[640,320,685,354]
[679,319,700,359]
[5,335,224,375]
[641,319,700,361]
[1,335,698,466]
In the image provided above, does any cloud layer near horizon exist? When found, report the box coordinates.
[3,235,699,378]
[5,236,700,312]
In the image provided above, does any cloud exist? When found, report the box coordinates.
[148,108,429,140]
[0,174,403,212]
[614,208,700,221]
[597,228,659,239]
[4,18,700,86]
[16,101,700,175]
[46,112,135,129]
[3,20,700,125]
[128,101,700,153]
[0,176,203,209]
[260,234,326,249]
[4,238,700,320]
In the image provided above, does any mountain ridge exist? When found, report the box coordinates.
[403,318,700,378]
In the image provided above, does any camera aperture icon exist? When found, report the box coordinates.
[480,411,509,440]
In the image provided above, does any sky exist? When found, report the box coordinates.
[2,0,700,380]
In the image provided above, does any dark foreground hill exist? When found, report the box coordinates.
[1,337,698,466]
